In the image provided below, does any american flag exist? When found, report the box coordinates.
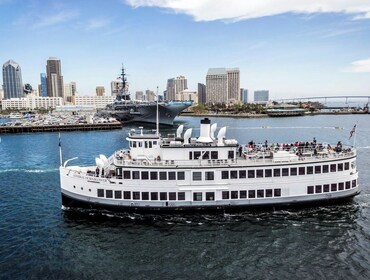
[349,124,356,139]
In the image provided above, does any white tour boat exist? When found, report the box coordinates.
[60,118,359,212]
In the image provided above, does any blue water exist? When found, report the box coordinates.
[1,115,370,279]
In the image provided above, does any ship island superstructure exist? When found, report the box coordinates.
[60,118,359,212]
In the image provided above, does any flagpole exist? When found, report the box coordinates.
[59,132,63,167]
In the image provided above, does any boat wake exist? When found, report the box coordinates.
[0,168,59,173]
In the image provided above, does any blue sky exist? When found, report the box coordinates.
[0,0,369,99]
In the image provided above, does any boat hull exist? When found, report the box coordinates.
[61,190,359,213]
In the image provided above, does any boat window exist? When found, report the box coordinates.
[194,151,201,160]
[168,172,176,180]
[231,191,238,199]
[240,190,247,198]
[331,183,337,191]
[265,169,272,178]
[133,142,137,148]
[230,170,238,179]
[228,151,234,159]
[257,190,264,198]
[153,141,157,146]
[160,172,167,180]
[307,166,313,174]
[150,172,158,180]
[323,184,330,192]
[338,182,344,190]
[222,171,229,179]
[345,162,349,170]
[123,170,131,179]
[274,189,281,197]
[248,170,255,178]
[290,168,297,176]
[133,192,140,200]
[177,172,185,180]
[189,151,193,160]
[315,185,322,193]
[133,171,140,179]
[178,192,185,200]
[151,192,158,200]
[315,166,321,174]
[307,186,314,194]
[322,165,329,173]
[160,192,167,200]
[116,168,122,179]
[266,189,273,197]
[282,168,289,176]
[142,192,149,200]
[141,171,149,180]
[193,172,202,181]
[273,169,280,177]
[206,192,215,201]
[239,170,246,179]
[97,189,104,197]
[169,192,176,200]
[352,179,357,188]
[205,171,214,181]
[222,191,229,199]
[211,151,218,159]
[299,167,305,175]
[248,190,256,198]
[193,192,202,201]
[256,169,264,178]
[145,141,148,148]
[203,151,209,160]
[124,191,131,199]
[149,142,152,148]
[114,191,122,199]
[330,164,336,172]
[345,181,351,189]
[338,163,344,171]
[106,190,113,198]
[138,142,142,148]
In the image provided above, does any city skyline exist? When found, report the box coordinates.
[0,0,369,99]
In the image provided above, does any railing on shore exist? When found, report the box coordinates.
[0,122,122,134]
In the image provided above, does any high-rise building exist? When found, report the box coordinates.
[96,86,105,96]
[254,90,269,104]
[2,59,23,99]
[166,75,188,101]
[0,86,4,100]
[240,88,248,103]
[198,83,206,104]
[206,67,240,104]
[206,68,228,103]
[135,91,144,100]
[64,82,77,103]
[40,73,48,97]
[227,68,240,102]
[145,90,155,102]
[46,57,64,98]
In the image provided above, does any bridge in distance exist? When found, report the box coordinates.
[273,95,370,109]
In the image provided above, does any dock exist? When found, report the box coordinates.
[0,122,122,134]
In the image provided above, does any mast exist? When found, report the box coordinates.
[156,86,159,136]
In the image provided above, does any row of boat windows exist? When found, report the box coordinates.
[307,180,357,194]
[130,141,158,148]
[115,161,352,181]
[221,162,351,179]
[96,189,282,201]
[189,151,234,160]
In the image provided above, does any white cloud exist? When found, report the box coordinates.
[33,10,79,28]
[124,0,370,21]
[343,58,370,73]
[86,18,110,30]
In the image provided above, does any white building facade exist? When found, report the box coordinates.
[1,96,63,110]
[74,95,115,109]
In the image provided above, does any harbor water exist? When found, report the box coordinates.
[1,115,370,279]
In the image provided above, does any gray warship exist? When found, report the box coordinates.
[103,66,192,126]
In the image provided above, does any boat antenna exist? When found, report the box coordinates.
[156,86,159,136]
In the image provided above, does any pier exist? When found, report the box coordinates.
[0,122,122,134]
